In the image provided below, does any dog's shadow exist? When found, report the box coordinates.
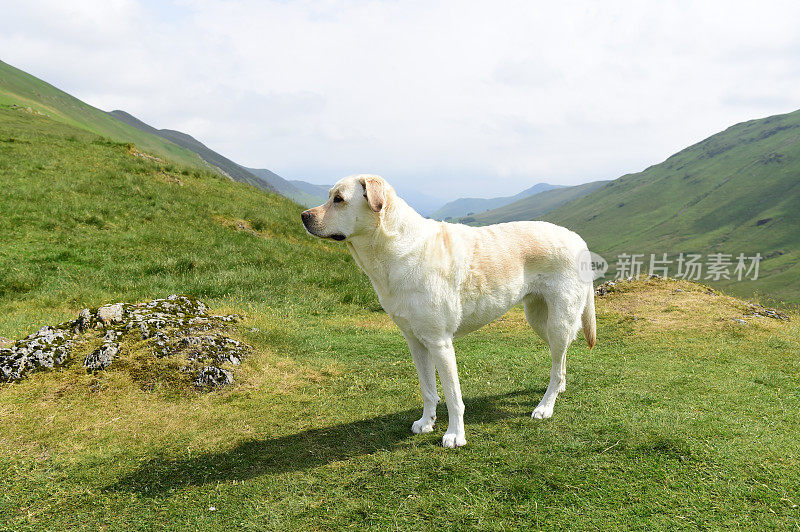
[109,390,533,495]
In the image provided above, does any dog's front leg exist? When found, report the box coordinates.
[424,337,466,448]
[403,333,439,434]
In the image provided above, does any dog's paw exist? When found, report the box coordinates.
[411,417,435,434]
[557,381,566,394]
[442,432,467,448]
[531,404,554,420]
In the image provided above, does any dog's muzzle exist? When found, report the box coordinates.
[301,211,345,241]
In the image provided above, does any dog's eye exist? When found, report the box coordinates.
[333,195,344,203]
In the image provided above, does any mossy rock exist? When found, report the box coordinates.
[1,295,250,390]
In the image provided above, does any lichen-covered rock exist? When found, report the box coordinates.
[75,309,93,332]
[97,303,124,326]
[195,366,233,387]
[0,295,249,388]
[744,303,790,321]
[84,342,119,370]
[181,335,247,366]
[0,326,73,382]
[595,280,617,296]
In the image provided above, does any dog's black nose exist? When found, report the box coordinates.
[301,210,311,223]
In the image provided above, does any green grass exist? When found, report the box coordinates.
[1,108,799,530]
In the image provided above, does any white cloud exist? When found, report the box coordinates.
[2,0,800,199]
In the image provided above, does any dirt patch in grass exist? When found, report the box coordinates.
[157,171,183,186]
[213,215,261,237]
[126,145,164,163]
[212,214,302,243]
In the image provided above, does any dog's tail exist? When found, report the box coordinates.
[582,282,596,349]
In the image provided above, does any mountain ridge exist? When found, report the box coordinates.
[430,182,564,220]
[458,180,611,224]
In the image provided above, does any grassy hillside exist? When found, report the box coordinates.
[430,183,564,220]
[107,109,277,194]
[457,180,610,225]
[545,109,800,304]
[0,107,369,338]
[0,59,203,169]
[1,107,799,530]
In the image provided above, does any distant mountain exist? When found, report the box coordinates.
[107,110,278,193]
[393,187,447,217]
[244,169,322,206]
[459,180,610,225]
[543,109,800,303]
[0,59,204,170]
[287,180,446,216]
[430,183,565,220]
[290,180,330,199]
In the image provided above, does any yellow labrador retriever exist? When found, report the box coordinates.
[301,174,596,448]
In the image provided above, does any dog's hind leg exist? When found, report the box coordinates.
[403,332,439,434]
[525,294,569,395]
[523,294,549,344]
[531,294,581,419]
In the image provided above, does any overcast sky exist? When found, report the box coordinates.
[2,0,800,200]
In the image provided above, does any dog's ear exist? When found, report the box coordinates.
[361,176,385,213]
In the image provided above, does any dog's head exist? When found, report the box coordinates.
[301,174,393,241]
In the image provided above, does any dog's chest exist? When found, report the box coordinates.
[376,272,463,336]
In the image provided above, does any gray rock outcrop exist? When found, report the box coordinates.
[0,326,73,382]
[1,295,249,389]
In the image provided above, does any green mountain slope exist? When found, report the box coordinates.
[0,59,203,169]
[544,109,800,303]
[107,109,277,193]
[458,180,610,225]
[430,183,564,220]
